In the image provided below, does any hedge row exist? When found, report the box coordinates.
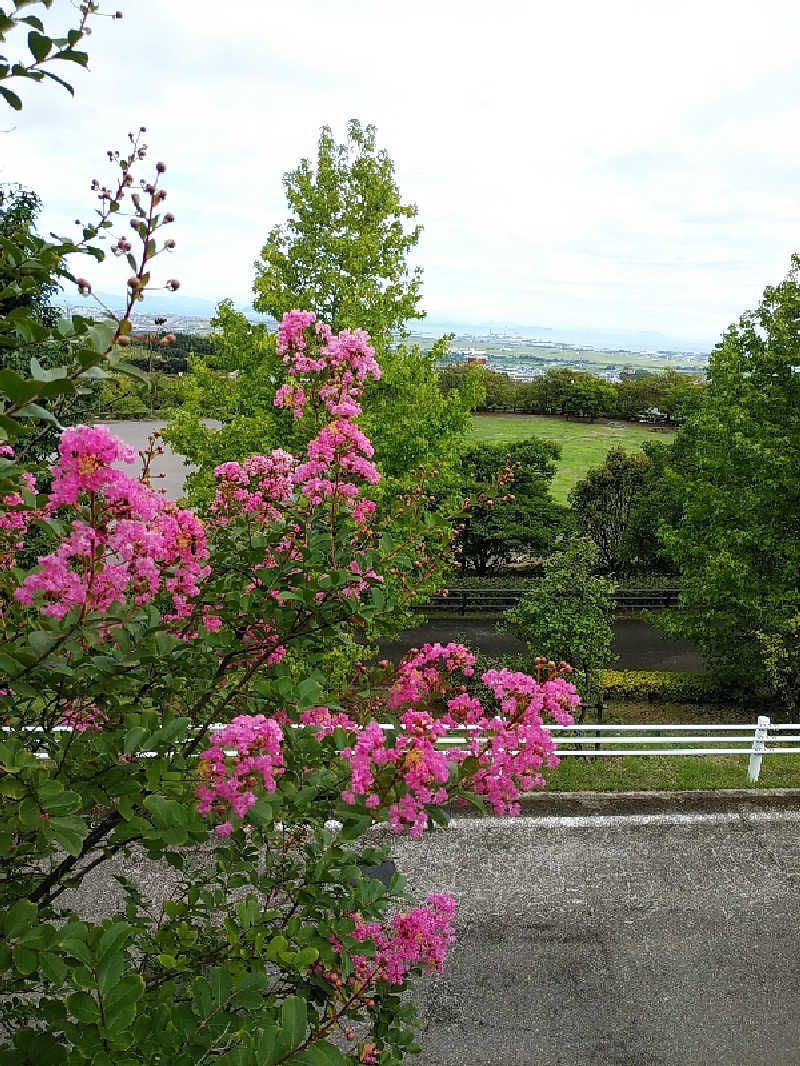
[599,669,729,703]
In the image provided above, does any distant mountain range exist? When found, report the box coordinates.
[56,292,714,354]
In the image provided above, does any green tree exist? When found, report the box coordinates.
[163,301,296,503]
[253,119,423,352]
[169,125,474,512]
[503,537,615,700]
[457,437,569,575]
[656,255,800,698]
[568,446,651,572]
[563,375,617,421]
[0,185,60,330]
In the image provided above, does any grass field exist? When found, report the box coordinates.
[467,413,674,503]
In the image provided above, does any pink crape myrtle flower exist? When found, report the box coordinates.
[14,426,210,620]
[60,700,109,733]
[195,714,285,833]
[339,894,456,986]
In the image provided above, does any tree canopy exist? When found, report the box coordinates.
[456,437,569,575]
[253,120,423,352]
[569,446,651,573]
[656,255,800,698]
[503,537,616,700]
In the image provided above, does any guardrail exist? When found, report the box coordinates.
[416,587,681,614]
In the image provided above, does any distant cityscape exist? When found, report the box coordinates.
[60,293,711,382]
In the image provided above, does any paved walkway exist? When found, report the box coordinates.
[375,798,800,1066]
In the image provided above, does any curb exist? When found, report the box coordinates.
[448,788,800,819]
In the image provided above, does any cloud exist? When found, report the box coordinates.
[6,0,800,344]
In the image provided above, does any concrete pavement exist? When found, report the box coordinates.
[374,800,800,1066]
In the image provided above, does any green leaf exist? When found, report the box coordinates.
[28,629,57,656]
[97,949,124,995]
[280,996,307,1048]
[143,794,187,829]
[0,368,39,405]
[209,966,232,1006]
[27,29,51,61]
[233,970,268,1009]
[40,67,75,94]
[98,921,131,958]
[0,85,22,110]
[113,360,149,383]
[290,1041,347,1066]
[58,938,91,966]
[86,320,116,354]
[102,973,143,1031]
[16,402,58,422]
[67,990,101,1023]
[50,816,87,856]
[13,944,38,975]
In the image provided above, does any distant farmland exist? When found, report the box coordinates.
[467,414,674,503]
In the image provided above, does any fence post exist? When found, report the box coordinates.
[748,715,770,782]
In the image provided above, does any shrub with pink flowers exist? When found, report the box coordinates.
[0,307,579,1065]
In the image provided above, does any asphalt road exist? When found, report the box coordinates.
[374,803,800,1066]
[378,617,705,673]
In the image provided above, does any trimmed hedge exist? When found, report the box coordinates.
[599,669,728,703]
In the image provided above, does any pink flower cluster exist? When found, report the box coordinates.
[14,426,210,620]
[0,446,37,568]
[60,700,108,733]
[210,451,296,526]
[195,714,285,836]
[387,642,476,710]
[337,893,456,986]
[337,645,579,833]
[465,668,579,815]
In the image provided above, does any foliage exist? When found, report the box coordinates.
[503,537,616,699]
[598,670,726,704]
[456,437,570,576]
[253,120,423,353]
[359,335,481,503]
[655,256,800,701]
[97,368,184,419]
[0,0,107,112]
[438,362,705,423]
[568,446,651,572]
[0,313,580,1065]
[0,185,60,328]
[562,375,617,422]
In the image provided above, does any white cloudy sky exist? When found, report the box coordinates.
[6,0,800,345]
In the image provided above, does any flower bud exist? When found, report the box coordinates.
[164,238,175,249]
[77,278,91,295]
[164,212,175,223]
[166,279,180,291]
[117,334,130,347]
[156,161,166,173]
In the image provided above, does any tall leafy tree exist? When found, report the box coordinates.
[169,122,474,512]
[563,375,617,421]
[503,537,615,700]
[253,119,423,352]
[457,437,569,575]
[569,446,651,573]
[657,255,800,697]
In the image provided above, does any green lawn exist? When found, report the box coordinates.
[467,414,674,503]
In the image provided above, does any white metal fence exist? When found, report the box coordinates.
[422,715,800,783]
[8,715,800,783]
